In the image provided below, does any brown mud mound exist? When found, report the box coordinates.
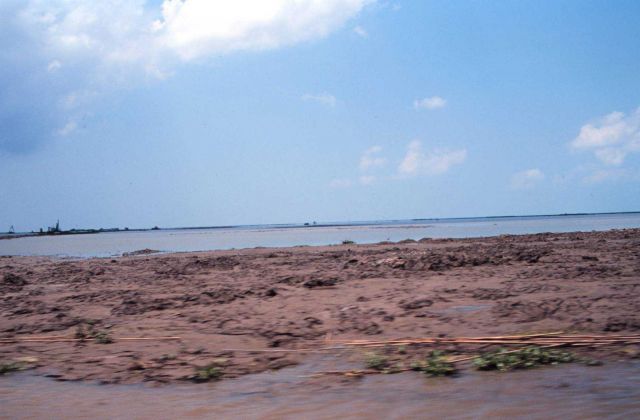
[1,228,639,384]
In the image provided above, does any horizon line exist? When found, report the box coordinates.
[7,210,640,235]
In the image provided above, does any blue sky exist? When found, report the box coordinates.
[1,0,640,231]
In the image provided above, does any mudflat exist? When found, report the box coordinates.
[1,229,639,384]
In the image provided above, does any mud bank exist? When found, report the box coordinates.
[1,229,640,384]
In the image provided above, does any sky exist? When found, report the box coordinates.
[1,0,640,232]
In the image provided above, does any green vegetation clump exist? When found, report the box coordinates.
[92,331,113,344]
[74,324,87,339]
[75,322,113,344]
[341,240,355,245]
[0,362,23,375]
[195,364,223,382]
[157,354,177,363]
[474,347,574,371]
[364,352,389,370]
[411,351,457,377]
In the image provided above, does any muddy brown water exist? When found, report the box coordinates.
[1,358,639,419]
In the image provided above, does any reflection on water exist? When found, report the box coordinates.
[1,358,639,419]
[1,213,639,258]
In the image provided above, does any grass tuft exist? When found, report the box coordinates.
[411,351,457,377]
[75,322,113,344]
[92,331,113,344]
[474,346,574,371]
[0,362,24,375]
[364,352,389,370]
[195,364,223,382]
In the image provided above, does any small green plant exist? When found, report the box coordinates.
[474,346,574,371]
[75,321,113,344]
[411,351,457,377]
[74,324,87,339]
[0,362,23,375]
[384,363,405,374]
[195,364,223,382]
[93,331,113,344]
[158,354,177,362]
[342,240,355,245]
[364,352,389,370]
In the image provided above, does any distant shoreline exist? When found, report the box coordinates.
[0,227,151,241]
[2,210,639,240]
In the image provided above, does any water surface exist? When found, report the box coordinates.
[1,213,639,258]
[1,359,639,419]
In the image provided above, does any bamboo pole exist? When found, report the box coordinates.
[0,336,181,343]
[330,335,640,347]
[3,333,638,349]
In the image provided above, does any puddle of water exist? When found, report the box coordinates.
[1,358,639,419]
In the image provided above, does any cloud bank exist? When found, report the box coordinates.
[157,0,373,60]
[0,0,372,153]
[19,0,372,65]
[571,107,640,166]
[398,140,466,177]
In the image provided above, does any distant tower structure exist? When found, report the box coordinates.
[47,220,61,233]
[9,225,15,234]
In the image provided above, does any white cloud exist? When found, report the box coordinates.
[353,25,368,38]
[398,140,467,177]
[413,96,446,110]
[20,0,158,67]
[583,168,632,184]
[329,178,353,188]
[571,107,640,166]
[7,0,371,151]
[47,60,62,72]
[301,93,337,107]
[17,1,372,83]
[60,90,97,110]
[359,145,386,170]
[155,0,373,60]
[11,0,375,90]
[594,148,626,166]
[330,146,384,188]
[329,175,377,187]
[359,175,375,185]
[57,120,77,137]
[510,168,544,190]
[22,0,372,65]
